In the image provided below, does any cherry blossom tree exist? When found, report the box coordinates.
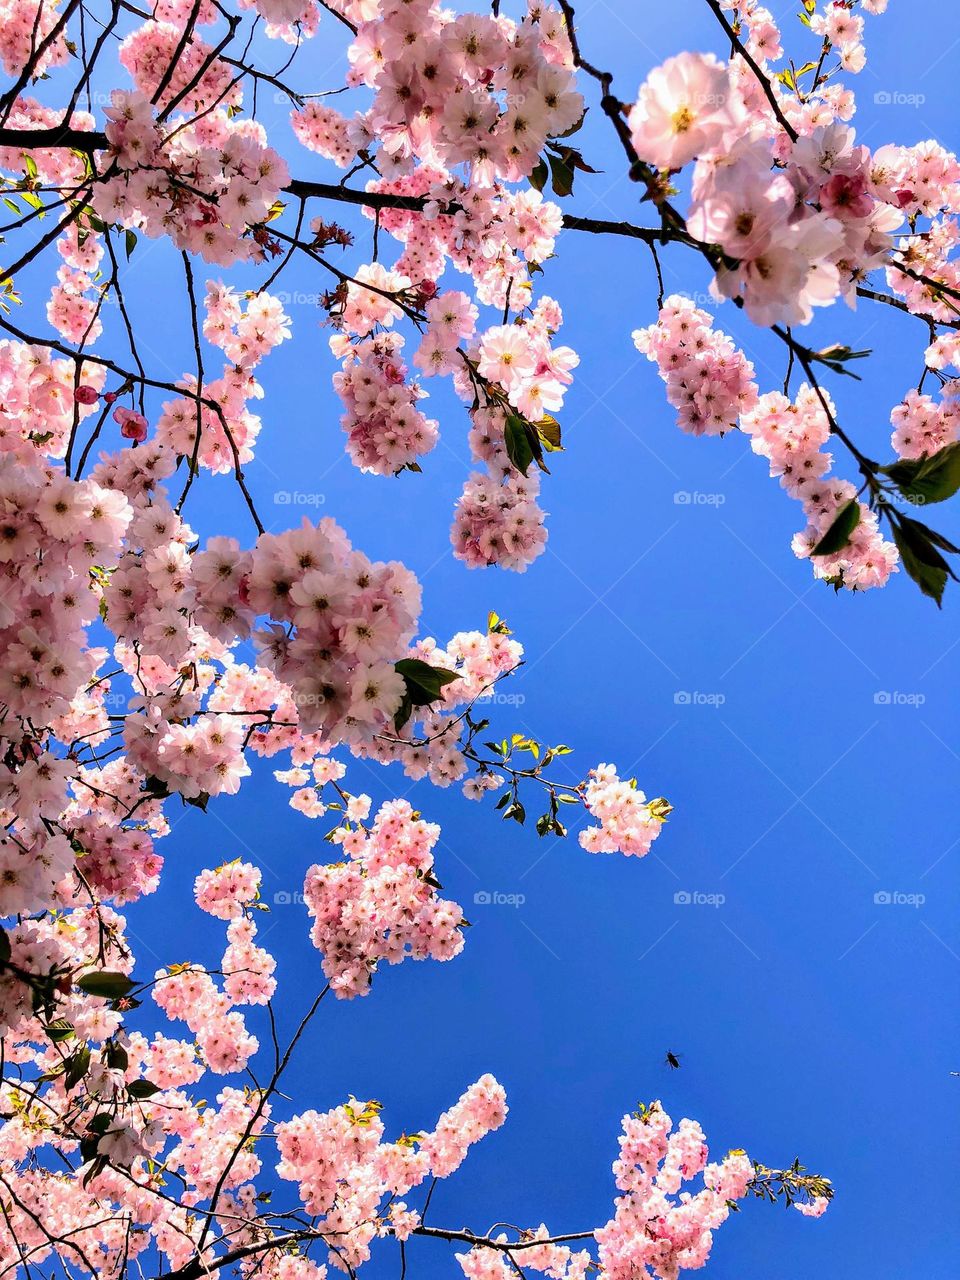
[8,0,960,1273]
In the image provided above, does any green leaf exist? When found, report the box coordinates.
[529,157,548,193]
[536,414,563,452]
[104,1039,128,1071]
[811,500,860,556]
[811,345,871,380]
[64,1046,91,1092]
[393,659,460,730]
[504,412,536,475]
[81,1154,109,1188]
[881,442,960,505]
[77,971,136,1000]
[127,1079,161,1100]
[547,152,574,197]
[891,516,956,606]
[46,1019,75,1043]
[505,413,551,476]
[124,229,137,260]
[903,520,960,555]
[394,658,459,704]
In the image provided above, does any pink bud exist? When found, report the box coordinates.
[74,384,99,405]
[114,406,149,443]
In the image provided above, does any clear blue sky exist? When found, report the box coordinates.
[21,2,960,1275]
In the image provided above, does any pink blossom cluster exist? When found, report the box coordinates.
[149,283,290,472]
[248,517,421,740]
[746,389,898,590]
[118,19,240,114]
[808,2,868,73]
[275,1075,506,1269]
[195,858,262,919]
[365,174,564,313]
[153,952,261,1075]
[414,289,479,378]
[0,338,105,459]
[458,1231,590,1280]
[358,627,524,788]
[443,299,576,572]
[331,331,439,474]
[155,371,264,474]
[47,225,105,346]
[595,1103,759,1280]
[292,102,359,169]
[452,465,548,572]
[633,294,759,436]
[625,30,959,329]
[0,453,131,914]
[468,297,579,422]
[202,280,292,368]
[272,626,526,806]
[638,300,898,590]
[93,90,289,266]
[303,798,464,997]
[346,3,582,183]
[579,765,668,859]
[96,496,425,780]
[0,0,70,77]
[886,214,960,325]
[890,388,960,460]
[239,0,321,44]
[69,817,162,906]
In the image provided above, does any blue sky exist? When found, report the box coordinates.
[16,1,960,1275]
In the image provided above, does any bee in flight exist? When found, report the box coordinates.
[664,1051,682,1070]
